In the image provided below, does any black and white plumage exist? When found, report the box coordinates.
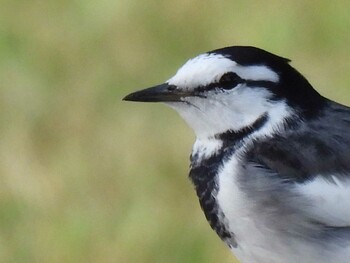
[123,46,350,263]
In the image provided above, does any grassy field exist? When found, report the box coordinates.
[1,1,350,262]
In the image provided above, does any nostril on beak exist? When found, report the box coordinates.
[167,85,177,91]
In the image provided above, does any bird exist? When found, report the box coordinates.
[123,46,350,263]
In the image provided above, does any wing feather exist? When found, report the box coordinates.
[246,103,350,228]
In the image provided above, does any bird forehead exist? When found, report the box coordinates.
[167,53,235,89]
[167,53,279,90]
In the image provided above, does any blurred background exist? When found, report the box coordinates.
[1,1,350,262]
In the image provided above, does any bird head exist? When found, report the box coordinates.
[124,46,324,139]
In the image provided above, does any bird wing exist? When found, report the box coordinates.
[246,113,350,228]
[295,175,350,227]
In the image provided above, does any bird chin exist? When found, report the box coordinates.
[165,101,216,139]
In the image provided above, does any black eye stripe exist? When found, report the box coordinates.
[245,80,277,88]
[194,73,278,93]
[196,72,244,92]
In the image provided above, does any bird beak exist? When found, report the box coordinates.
[123,83,192,103]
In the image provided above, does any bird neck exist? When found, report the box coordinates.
[190,112,269,166]
[215,113,269,146]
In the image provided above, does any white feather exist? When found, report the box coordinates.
[167,53,279,90]
[297,176,350,227]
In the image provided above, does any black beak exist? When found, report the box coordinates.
[123,83,193,103]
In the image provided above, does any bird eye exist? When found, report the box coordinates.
[219,72,243,90]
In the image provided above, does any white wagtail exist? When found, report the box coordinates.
[123,46,350,263]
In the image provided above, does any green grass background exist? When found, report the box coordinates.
[1,1,350,262]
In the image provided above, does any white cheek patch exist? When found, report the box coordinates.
[167,85,291,139]
[167,53,279,90]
